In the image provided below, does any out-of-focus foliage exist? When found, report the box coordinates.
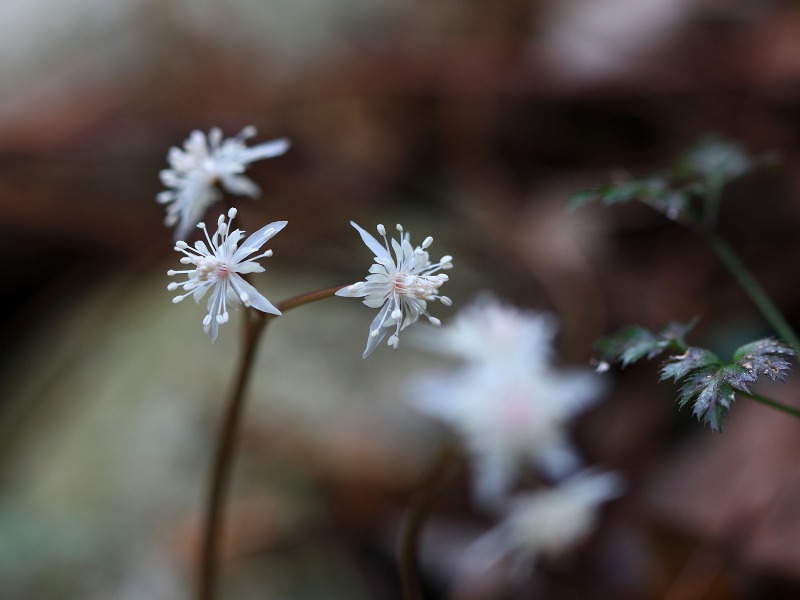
[596,319,696,368]
[569,136,776,222]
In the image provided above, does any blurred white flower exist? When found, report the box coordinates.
[157,126,290,240]
[415,294,558,366]
[336,221,453,358]
[411,301,605,505]
[168,208,286,342]
[467,470,624,573]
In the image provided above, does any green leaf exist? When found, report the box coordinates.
[569,177,664,208]
[596,319,696,368]
[660,347,720,382]
[657,318,698,346]
[596,326,660,368]
[732,338,797,382]
[677,136,753,183]
[675,365,741,431]
[659,338,796,432]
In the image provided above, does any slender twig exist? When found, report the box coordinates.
[276,284,348,312]
[198,310,267,600]
[701,230,800,351]
[197,284,346,600]
[398,445,463,600]
[741,390,800,420]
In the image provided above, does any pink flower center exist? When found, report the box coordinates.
[196,257,229,281]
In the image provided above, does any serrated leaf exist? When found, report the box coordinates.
[676,366,718,407]
[597,319,696,369]
[596,325,661,368]
[658,318,698,346]
[675,366,737,432]
[660,347,720,382]
[719,363,756,393]
[662,341,794,432]
[732,338,797,382]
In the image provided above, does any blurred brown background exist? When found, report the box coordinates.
[3,1,800,599]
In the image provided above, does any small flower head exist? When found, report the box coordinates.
[157,126,290,240]
[336,221,453,358]
[412,360,604,506]
[167,208,286,341]
[467,470,624,574]
[410,301,606,505]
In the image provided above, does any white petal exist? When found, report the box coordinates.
[205,287,224,341]
[350,222,390,260]
[235,262,265,274]
[208,316,220,342]
[534,440,583,479]
[220,173,261,198]
[363,296,387,308]
[239,138,291,162]
[233,221,288,262]
[230,274,281,316]
[363,302,391,358]
[192,282,211,303]
[173,180,221,240]
[156,190,176,204]
[335,284,367,298]
[208,128,223,149]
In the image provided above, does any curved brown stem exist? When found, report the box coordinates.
[198,310,267,600]
[398,446,463,600]
[196,284,347,600]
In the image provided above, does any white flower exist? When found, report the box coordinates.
[336,221,453,358]
[167,208,286,342]
[414,294,558,366]
[467,470,624,573]
[410,303,605,506]
[157,126,290,240]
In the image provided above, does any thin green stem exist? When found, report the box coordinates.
[701,231,800,351]
[197,283,347,600]
[398,446,463,600]
[740,390,800,420]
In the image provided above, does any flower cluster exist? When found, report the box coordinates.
[161,129,455,348]
[157,124,622,585]
[168,208,286,342]
[158,127,289,240]
[336,221,453,358]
